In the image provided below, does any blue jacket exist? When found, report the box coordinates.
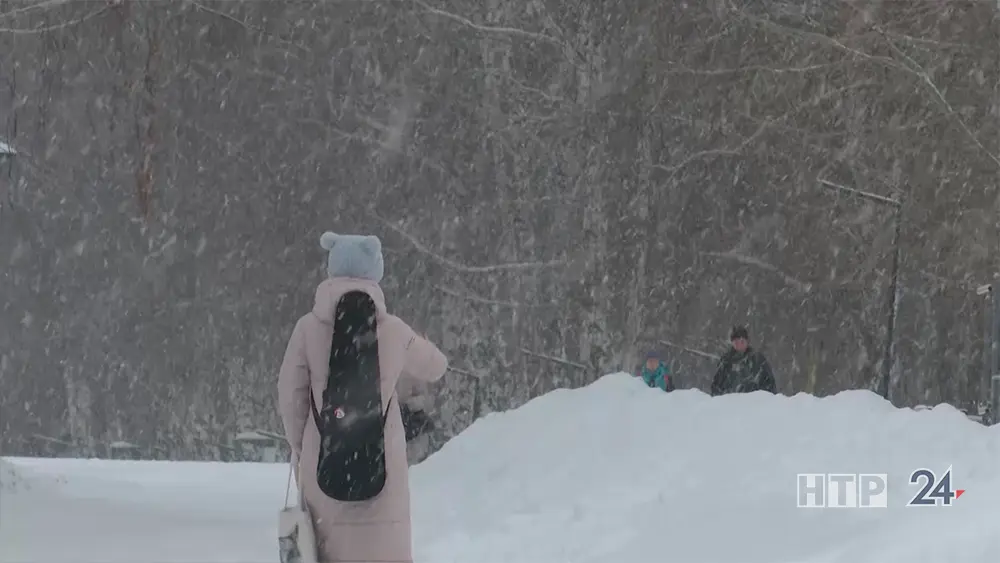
[638,361,675,392]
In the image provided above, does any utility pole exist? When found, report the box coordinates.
[975,282,1000,425]
[817,178,904,403]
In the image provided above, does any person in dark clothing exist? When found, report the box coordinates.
[636,351,676,392]
[710,326,777,396]
[400,404,434,441]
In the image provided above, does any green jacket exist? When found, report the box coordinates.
[710,347,776,396]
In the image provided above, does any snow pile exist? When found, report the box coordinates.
[0,457,63,494]
[1,458,288,563]
[2,372,998,563]
[412,373,1000,563]
[0,458,23,492]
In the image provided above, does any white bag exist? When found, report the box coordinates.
[278,456,319,563]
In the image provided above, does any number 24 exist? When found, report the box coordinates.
[908,467,963,507]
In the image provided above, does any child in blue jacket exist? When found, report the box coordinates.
[637,351,675,392]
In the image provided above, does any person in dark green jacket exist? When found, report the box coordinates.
[710,325,777,396]
[637,351,675,392]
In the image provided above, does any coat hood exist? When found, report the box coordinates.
[311,277,388,324]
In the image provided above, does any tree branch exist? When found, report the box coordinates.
[0,4,109,34]
[651,80,876,175]
[0,0,75,21]
[730,7,908,72]
[650,112,781,175]
[700,250,814,293]
[818,178,901,207]
[186,0,309,55]
[446,365,480,378]
[662,60,846,76]
[730,6,1000,171]
[413,0,563,45]
[371,211,566,273]
[519,348,590,370]
[656,339,720,361]
[877,29,1000,171]
[433,285,544,308]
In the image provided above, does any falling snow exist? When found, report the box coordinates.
[2,1,999,561]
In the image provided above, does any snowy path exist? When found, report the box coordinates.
[3,373,999,563]
[1,459,285,563]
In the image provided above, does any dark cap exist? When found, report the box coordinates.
[730,325,749,340]
[645,350,660,360]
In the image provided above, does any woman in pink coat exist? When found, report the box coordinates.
[278,231,448,563]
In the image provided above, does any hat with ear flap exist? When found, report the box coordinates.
[319,231,384,283]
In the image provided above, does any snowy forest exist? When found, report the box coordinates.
[1,0,998,460]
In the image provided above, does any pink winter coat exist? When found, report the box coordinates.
[278,277,448,563]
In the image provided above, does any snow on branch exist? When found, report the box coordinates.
[657,339,720,361]
[651,120,770,176]
[817,178,901,207]
[372,212,566,274]
[413,0,565,46]
[731,7,1000,171]
[0,3,109,34]
[433,285,542,308]
[731,8,908,72]
[662,60,847,76]
[651,79,875,176]
[700,250,814,293]
[446,365,478,377]
[187,0,310,55]
[519,348,590,370]
[876,29,1000,171]
[0,0,75,22]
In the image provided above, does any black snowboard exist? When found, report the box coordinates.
[310,290,391,502]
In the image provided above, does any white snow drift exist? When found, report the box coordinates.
[2,372,998,563]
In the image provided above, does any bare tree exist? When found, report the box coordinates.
[2,0,997,458]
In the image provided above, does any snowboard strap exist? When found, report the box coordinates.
[283,451,304,509]
[308,391,394,431]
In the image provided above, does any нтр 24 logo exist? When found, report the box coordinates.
[907,466,966,507]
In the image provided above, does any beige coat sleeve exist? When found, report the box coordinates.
[401,327,448,384]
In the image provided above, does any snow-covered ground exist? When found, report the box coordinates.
[2,372,998,563]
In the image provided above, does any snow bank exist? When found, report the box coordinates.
[0,457,64,494]
[0,458,23,492]
[1,458,288,563]
[411,372,1000,563]
[2,372,998,563]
